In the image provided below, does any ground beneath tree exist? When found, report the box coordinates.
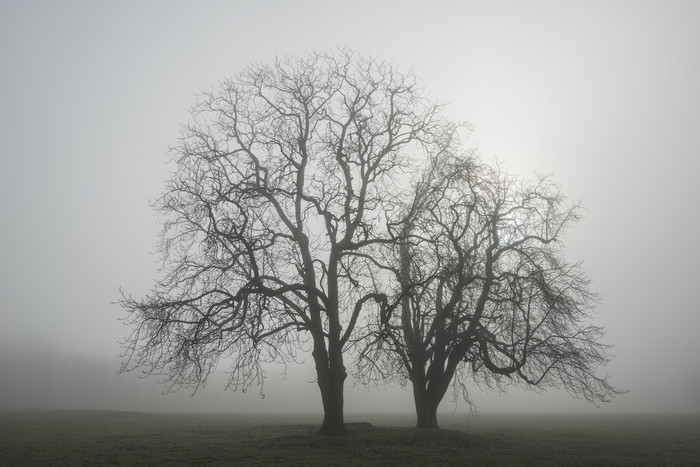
[1,410,698,466]
[268,422,480,464]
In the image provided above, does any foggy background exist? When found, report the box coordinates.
[2,0,699,416]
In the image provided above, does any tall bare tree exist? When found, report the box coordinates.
[361,153,624,428]
[118,49,458,434]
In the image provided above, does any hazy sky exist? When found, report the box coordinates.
[1,0,699,416]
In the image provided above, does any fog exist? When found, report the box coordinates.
[2,1,699,416]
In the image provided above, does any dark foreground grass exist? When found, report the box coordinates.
[1,410,698,466]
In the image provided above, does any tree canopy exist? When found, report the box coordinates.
[119,48,621,434]
[360,152,623,427]
[118,48,459,434]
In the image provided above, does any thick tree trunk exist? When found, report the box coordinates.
[313,344,348,435]
[413,383,441,429]
[411,356,456,429]
[415,398,440,429]
[319,373,346,435]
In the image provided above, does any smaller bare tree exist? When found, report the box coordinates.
[361,153,624,428]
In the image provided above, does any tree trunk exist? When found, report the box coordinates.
[313,344,348,435]
[415,400,440,429]
[320,375,346,435]
[412,358,455,429]
[413,383,441,429]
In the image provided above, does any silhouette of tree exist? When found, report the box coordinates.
[360,153,624,428]
[118,48,458,434]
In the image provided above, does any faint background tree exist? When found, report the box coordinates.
[360,152,624,428]
[118,48,459,434]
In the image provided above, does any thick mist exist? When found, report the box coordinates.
[2,1,699,416]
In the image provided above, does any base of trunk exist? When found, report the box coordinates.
[414,394,440,429]
[320,417,348,435]
[415,413,439,429]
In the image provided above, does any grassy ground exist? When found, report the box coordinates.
[1,410,698,466]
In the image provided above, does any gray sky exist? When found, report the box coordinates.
[1,0,699,415]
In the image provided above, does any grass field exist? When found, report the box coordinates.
[1,410,698,466]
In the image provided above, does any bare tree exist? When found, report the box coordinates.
[361,153,624,428]
[118,48,458,434]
